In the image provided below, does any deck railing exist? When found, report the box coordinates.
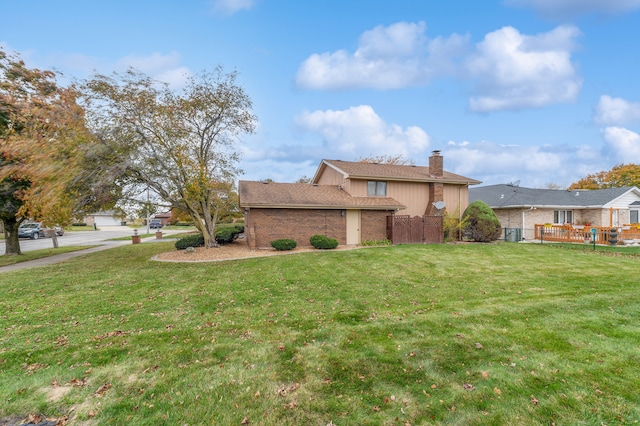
[533,224,640,245]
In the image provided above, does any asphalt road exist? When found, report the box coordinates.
[0,226,182,255]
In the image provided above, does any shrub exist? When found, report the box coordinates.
[443,207,469,242]
[175,233,205,250]
[310,235,339,249]
[270,239,297,251]
[461,200,502,242]
[215,226,242,245]
[175,225,244,249]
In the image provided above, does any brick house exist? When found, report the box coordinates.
[239,151,481,249]
[470,183,640,240]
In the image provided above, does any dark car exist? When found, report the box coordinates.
[149,219,163,229]
[18,222,64,239]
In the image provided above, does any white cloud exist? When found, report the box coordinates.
[594,95,640,125]
[445,140,602,186]
[466,25,582,112]
[295,105,431,158]
[210,0,256,16]
[296,21,582,113]
[295,22,469,90]
[602,126,640,162]
[116,51,181,74]
[504,0,640,19]
[116,52,192,87]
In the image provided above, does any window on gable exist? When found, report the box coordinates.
[367,181,387,196]
[553,210,573,224]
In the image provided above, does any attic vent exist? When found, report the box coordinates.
[500,194,504,199]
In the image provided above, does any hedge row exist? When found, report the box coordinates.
[175,224,244,250]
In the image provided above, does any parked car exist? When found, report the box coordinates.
[18,222,64,239]
[149,219,163,229]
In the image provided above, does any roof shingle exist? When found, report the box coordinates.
[470,184,639,208]
[239,180,405,210]
[317,159,481,185]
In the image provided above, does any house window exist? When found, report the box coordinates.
[554,210,573,224]
[631,209,639,224]
[367,181,387,196]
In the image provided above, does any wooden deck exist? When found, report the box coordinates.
[533,224,640,246]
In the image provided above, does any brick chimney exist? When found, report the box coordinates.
[426,150,444,215]
[429,150,443,177]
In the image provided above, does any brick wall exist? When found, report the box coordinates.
[247,208,346,249]
[361,210,392,242]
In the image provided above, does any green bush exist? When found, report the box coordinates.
[174,225,244,249]
[310,235,339,249]
[175,233,205,250]
[270,239,297,251]
[462,200,502,242]
[215,225,243,245]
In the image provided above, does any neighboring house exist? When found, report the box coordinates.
[469,184,640,240]
[84,210,126,227]
[153,211,173,226]
[239,151,481,249]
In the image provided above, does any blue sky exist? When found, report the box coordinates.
[3,0,640,188]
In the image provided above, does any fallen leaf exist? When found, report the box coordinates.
[94,383,112,397]
[241,416,249,424]
[475,343,483,349]
[481,371,489,378]
[373,405,381,412]
[530,396,539,405]
[494,387,502,395]
[463,383,475,391]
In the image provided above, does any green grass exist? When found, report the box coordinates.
[0,246,94,267]
[1,242,639,425]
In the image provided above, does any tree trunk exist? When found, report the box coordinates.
[50,230,59,249]
[2,219,22,256]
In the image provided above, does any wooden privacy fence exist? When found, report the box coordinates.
[387,215,443,244]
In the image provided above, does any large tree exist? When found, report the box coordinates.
[569,164,640,189]
[82,68,257,247]
[358,154,415,165]
[0,49,92,255]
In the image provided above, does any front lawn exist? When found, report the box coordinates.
[0,246,95,268]
[0,242,638,424]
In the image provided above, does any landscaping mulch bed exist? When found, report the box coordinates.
[153,238,356,263]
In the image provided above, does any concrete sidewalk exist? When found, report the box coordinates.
[0,236,172,273]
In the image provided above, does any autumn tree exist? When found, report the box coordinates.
[358,154,415,165]
[81,67,257,248]
[569,164,640,189]
[0,49,93,255]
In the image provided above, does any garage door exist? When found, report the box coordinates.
[94,215,123,226]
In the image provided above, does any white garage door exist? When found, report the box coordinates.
[94,215,123,226]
